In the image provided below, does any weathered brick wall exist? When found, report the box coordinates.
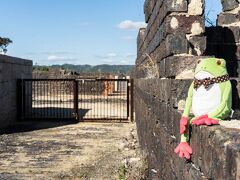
[135,0,240,179]
[0,55,32,128]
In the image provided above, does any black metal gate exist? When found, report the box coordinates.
[18,79,133,122]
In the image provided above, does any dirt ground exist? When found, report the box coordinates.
[0,121,147,180]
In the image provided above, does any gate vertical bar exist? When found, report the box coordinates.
[73,80,79,120]
[127,80,130,120]
[17,79,23,120]
[130,79,134,122]
[22,79,26,120]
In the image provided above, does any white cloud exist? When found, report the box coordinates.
[122,35,134,41]
[95,52,135,65]
[47,55,76,61]
[118,20,147,30]
[120,60,128,64]
[106,53,117,58]
[43,51,76,55]
[96,53,118,59]
[102,59,114,63]
[125,53,135,58]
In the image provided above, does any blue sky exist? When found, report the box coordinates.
[0,0,221,65]
[205,0,222,26]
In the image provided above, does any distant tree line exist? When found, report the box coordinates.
[33,64,134,74]
[33,66,50,72]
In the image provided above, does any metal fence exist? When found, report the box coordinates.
[18,79,133,122]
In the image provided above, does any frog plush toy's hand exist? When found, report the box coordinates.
[192,114,219,126]
[180,116,188,134]
[193,114,208,121]
[174,142,193,160]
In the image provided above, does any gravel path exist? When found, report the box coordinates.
[0,121,145,180]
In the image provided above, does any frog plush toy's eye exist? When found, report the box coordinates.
[217,60,222,65]
[197,60,201,64]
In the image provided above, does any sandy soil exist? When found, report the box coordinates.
[0,122,146,180]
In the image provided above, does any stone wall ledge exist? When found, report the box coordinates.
[190,124,240,179]
[0,55,32,66]
[135,78,240,179]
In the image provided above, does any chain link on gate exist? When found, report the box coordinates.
[18,79,134,122]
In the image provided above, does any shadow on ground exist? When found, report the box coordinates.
[0,120,79,135]
[22,107,90,120]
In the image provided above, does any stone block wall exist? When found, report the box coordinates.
[0,55,32,128]
[136,0,206,79]
[206,0,240,77]
[134,0,240,179]
[135,79,240,179]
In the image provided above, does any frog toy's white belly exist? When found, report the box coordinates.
[192,71,221,116]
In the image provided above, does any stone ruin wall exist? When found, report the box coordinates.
[0,55,32,129]
[206,0,240,76]
[134,0,240,179]
[135,0,240,79]
[136,0,206,79]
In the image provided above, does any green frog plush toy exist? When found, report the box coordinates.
[174,58,232,160]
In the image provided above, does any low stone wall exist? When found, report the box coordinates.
[135,79,240,179]
[0,55,32,128]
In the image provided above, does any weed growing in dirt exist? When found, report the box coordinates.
[118,164,127,180]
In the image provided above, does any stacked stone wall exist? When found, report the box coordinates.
[135,79,240,179]
[136,0,207,79]
[206,0,240,77]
